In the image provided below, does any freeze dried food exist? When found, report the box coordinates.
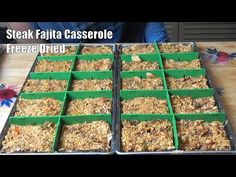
[177,120,231,151]
[66,97,112,115]
[76,59,112,71]
[122,73,163,90]
[164,59,201,70]
[81,45,113,54]
[122,44,155,54]
[72,79,113,91]
[23,79,67,92]
[42,46,77,56]
[122,120,174,152]
[159,43,193,53]
[59,121,112,152]
[35,60,72,72]
[171,95,218,113]
[122,56,159,71]
[164,59,201,69]
[15,98,62,116]
[1,122,56,153]
[122,97,168,114]
[167,76,208,89]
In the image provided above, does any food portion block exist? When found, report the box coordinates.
[34,56,74,72]
[14,93,64,117]
[167,76,208,90]
[121,91,169,114]
[1,120,57,153]
[177,119,231,151]
[59,120,112,152]
[67,98,111,115]
[122,97,168,114]
[164,59,201,69]
[165,70,209,90]
[170,90,219,114]
[72,79,113,91]
[122,55,160,71]
[159,43,194,53]
[65,91,112,115]
[121,119,174,152]
[122,44,156,54]
[23,79,67,93]
[70,71,113,91]
[15,98,62,116]
[81,45,113,54]
[76,55,113,71]
[22,72,70,93]
[122,72,163,90]
[162,53,201,69]
[171,95,218,114]
[42,46,77,56]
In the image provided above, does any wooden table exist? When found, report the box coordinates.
[196,42,236,132]
[1,42,236,132]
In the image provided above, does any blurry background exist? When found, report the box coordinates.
[165,22,236,41]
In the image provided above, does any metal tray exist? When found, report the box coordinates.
[116,42,236,155]
[0,44,118,155]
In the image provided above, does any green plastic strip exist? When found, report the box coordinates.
[77,54,114,61]
[61,115,112,125]
[164,69,206,78]
[161,52,200,61]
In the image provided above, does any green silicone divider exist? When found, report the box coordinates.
[174,113,226,123]
[62,91,113,116]
[120,90,172,114]
[76,54,114,61]
[21,72,71,93]
[164,69,206,78]
[168,89,215,98]
[16,92,67,117]
[20,92,66,101]
[120,70,166,90]
[37,55,77,61]
[30,72,71,80]
[121,53,162,68]
[68,71,113,91]
[161,52,199,61]
[120,90,167,99]
[71,71,113,80]
[121,114,178,150]
[8,116,60,152]
[154,43,160,53]
[61,115,112,125]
